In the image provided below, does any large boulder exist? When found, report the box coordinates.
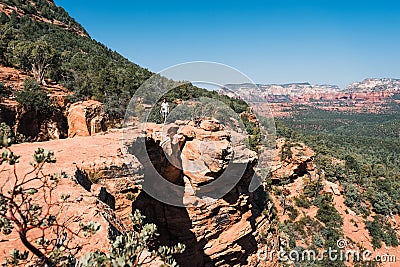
[67,100,107,138]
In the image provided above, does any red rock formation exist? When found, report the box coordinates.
[4,120,397,266]
[0,65,70,140]
[67,100,107,138]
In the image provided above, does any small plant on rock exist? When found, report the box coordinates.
[0,122,25,147]
[0,147,100,266]
[80,210,186,267]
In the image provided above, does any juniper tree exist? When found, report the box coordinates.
[0,147,100,266]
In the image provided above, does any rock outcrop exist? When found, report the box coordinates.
[0,99,68,141]
[1,119,317,267]
[270,138,316,182]
[3,115,400,266]
[67,100,107,138]
[1,118,325,266]
[120,119,268,266]
[0,66,70,141]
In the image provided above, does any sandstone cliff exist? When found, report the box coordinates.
[2,117,398,266]
[0,65,109,141]
[8,117,386,266]
[0,118,282,266]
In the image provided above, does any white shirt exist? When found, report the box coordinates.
[161,102,169,113]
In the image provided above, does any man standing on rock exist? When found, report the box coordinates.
[161,98,169,123]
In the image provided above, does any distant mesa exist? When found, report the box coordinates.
[345,78,400,93]
[222,82,341,99]
[220,78,400,117]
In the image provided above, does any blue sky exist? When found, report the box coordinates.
[54,0,400,88]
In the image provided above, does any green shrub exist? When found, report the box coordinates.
[315,194,343,228]
[0,122,25,147]
[241,113,261,152]
[294,195,312,209]
[366,216,399,249]
[0,82,12,98]
[370,191,394,216]
[81,210,185,267]
[312,234,324,248]
[16,78,52,114]
[287,206,299,221]
[126,192,136,201]
[343,183,360,208]
[280,140,293,162]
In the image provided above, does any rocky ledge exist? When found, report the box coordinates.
[122,119,267,266]
[1,118,317,266]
